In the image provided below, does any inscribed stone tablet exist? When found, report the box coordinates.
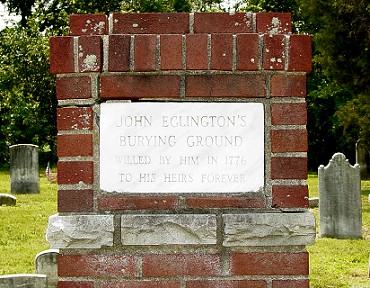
[100,102,264,193]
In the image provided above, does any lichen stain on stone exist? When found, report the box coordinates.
[78,113,92,128]
[81,19,105,34]
[93,21,106,34]
[243,12,253,28]
[268,17,282,35]
[82,54,99,72]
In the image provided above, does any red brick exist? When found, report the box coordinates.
[270,103,307,125]
[272,185,309,208]
[142,254,221,277]
[272,279,309,288]
[236,33,259,71]
[271,157,307,180]
[193,12,254,33]
[211,34,233,70]
[78,36,103,73]
[56,76,92,100]
[160,34,183,70]
[270,75,306,97]
[57,134,93,157]
[58,281,94,288]
[108,34,131,72]
[186,280,267,288]
[186,34,208,70]
[57,107,93,131]
[230,252,309,276]
[288,34,312,72]
[50,37,75,74]
[112,12,189,34]
[102,281,180,288]
[271,129,308,152]
[186,197,266,209]
[58,189,94,212]
[98,196,179,210]
[100,75,180,99]
[70,14,108,36]
[134,34,157,71]
[263,34,286,70]
[186,74,266,97]
[58,254,137,277]
[256,12,292,34]
[57,161,94,185]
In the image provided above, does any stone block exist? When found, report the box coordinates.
[309,197,319,208]
[46,214,114,249]
[319,153,362,238]
[0,194,16,206]
[35,249,59,288]
[9,144,39,194]
[0,274,47,288]
[223,212,315,247]
[121,214,217,245]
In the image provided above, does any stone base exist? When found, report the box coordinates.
[0,274,47,288]
[47,211,315,249]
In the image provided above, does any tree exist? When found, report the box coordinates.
[299,0,370,167]
[0,23,57,163]
[1,0,36,27]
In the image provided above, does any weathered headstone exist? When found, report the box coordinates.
[9,144,39,194]
[0,194,16,206]
[35,249,59,288]
[308,197,319,208]
[318,153,362,238]
[0,274,47,288]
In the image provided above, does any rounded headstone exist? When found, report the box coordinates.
[0,194,16,206]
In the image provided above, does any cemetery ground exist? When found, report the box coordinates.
[0,168,370,287]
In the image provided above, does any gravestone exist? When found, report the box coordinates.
[308,197,319,208]
[35,249,59,288]
[0,194,16,206]
[0,274,47,288]
[318,153,362,238]
[9,144,39,194]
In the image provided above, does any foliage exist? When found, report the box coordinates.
[300,0,370,168]
[0,23,57,164]
[0,0,36,27]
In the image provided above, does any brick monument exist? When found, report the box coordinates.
[47,12,315,288]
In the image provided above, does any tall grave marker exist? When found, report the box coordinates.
[9,144,39,194]
[319,153,362,238]
[47,12,315,287]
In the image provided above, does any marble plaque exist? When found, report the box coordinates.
[100,102,264,193]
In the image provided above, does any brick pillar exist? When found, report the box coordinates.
[47,12,315,288]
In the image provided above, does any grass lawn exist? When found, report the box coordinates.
[307,173,370,287]
[0,169,370,287]
[0,166,57,275]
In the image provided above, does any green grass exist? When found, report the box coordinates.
[1,170,370,287]
[0,167,57,275]
[308,173,370,287]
